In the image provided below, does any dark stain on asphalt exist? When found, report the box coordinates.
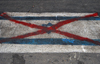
[77,60,84,64]
[12,54,25,64]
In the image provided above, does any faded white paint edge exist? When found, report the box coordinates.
[0,44,100,53]
[6,12,95,16]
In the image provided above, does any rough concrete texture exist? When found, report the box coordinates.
[0,53,100,64]
[1,45,100,53]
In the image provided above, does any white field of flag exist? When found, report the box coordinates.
[0,12,100,53]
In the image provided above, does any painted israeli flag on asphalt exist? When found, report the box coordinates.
[0,12,100,53]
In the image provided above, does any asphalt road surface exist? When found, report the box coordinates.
[0,0,100,64]
[0,0,100,13]
[0,53,100,64]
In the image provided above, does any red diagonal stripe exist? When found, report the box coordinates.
[0,12,45,29]
[0,30,46,43]
[54,30,100,45]
[50,13,98,29]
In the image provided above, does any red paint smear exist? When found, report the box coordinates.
[0,12,46,29]
[0,30,46,43]
[50,13,98,29]
[55,30,100,45]
[0,12,100,45]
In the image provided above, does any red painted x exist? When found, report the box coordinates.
[0,12,100,45]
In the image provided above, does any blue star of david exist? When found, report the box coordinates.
[42,23,53,34]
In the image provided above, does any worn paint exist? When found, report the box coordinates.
[0,16,100,20]
[0,38,99,45]
[0,12,100,45]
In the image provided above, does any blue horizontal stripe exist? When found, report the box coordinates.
[0,16,100,20]
[0,38,100,45]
